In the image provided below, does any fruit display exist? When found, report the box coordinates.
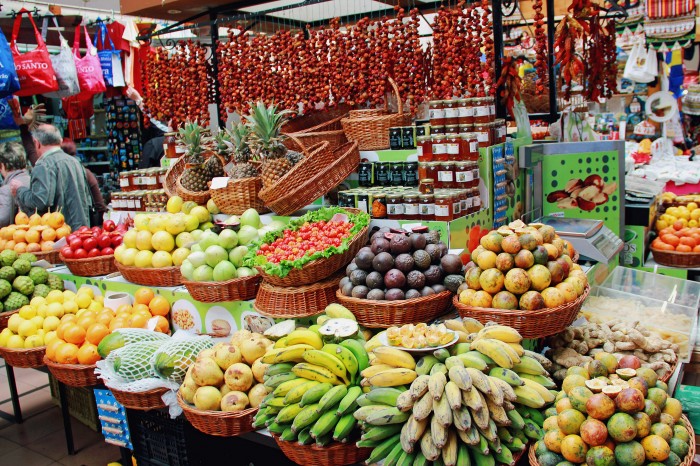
[386,323,456,349]
[178,120,225,193]
[0,251,63,314]
[178,329,274,413]
[357,322,556,466]
[656,192,700,232]
[458,221,586,310]
[546,322,679,382]
[651,222,700,254]
[340,226,464,301]
[246,207,369,278]
[0,210,70,255]
[534,359,692,466]
[60,222,125,260]
[251,306,371,446]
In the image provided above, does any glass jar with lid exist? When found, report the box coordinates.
[375,161,390,186]
[494,119,507,144]
[457,189,468,216]
[404,162,418,186]
[445,124,460,135]
[451,191,462,218]
[390,162,404,186]
[387,194,405,220]
[431,125,445,135]
[463,133,479,160]
[473,97,491,124]
[459,98,475,125]
[163,132,179,158]
[474,123,492,148]
[372,194,387,219]
[472,188,482,213]
[403,193,420,219]
[419,194,435,221]
[119,171,131,191]
[429,101,446,127]
[437,162,455,189]
[434,194,453,221]
[416,135,432,161]
[419,178,435,195]
[145,169,159,189]
[446,133,461,161]
[432,134,447,162]
[443,100,459,125]
[455,162,472,188]
[358,162,373,187]
[158,168,167,188]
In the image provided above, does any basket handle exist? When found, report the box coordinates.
[387,77,404,115]
[285,133,311,158]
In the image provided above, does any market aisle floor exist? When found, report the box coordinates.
[0,360,120,466]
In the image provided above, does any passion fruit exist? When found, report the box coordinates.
[616,368,637,380]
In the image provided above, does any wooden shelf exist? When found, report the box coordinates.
[78,147,109,151]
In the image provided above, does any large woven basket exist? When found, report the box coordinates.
[264,141,360,216]
[164,156,186,198]
[282,104,352,134]
[0,346,46,368]
[115,262,182,287]
[254,272,342,318]
[209,176,269,215]
[34,249,62,265]
[272,435,371,466]
[43,356,98,387]
[650,247,700,268]
[0,310,17,331]
[108,385,168,410]
[336,290,453,328]
[341,78,411,151]
[255,223,369,287]
[59,253,117,277]
[454,285,590,339]
[182,275,261,303]
[176,174,211,204]
[283,114,348,153]
[177,392,257,437]
[258,140,333,206]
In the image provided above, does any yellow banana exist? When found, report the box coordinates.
[274,337,288,348]
[489,376,517,403]
[492,339,521,364]
[470,339,514,369]
[442,429,458,466]
[485,397,510,426]
[412,392,434,422]
[292,362,341,385]
[408,374,430,401]
[273,378,308,397]
[513,385,546,408]
[428,371,446,400]
[323,303,356,321]
[365,368,417,387]
[261,344,315,364]
[433,393,453,428]
[302,349,348,383]
[485,377,505,406]
[522,378,555,403]
[361,364,395,378]
[461,317,484,334]
[465,367,493,396]
[444,319,468,334]
[285,330,323,350]
[476,325,522,343]
[372,346,416,370]
[444,381,462,411]
[420,425,440,461]
[507,342,525,357]
[461,383,485,411]
[430,414,449,449]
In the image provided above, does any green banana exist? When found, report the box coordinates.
[489,367,524,386]
[396,449,416,466]
[366,433,402,464]
[299,382,333,407]
[280,425,298,442]
[336,386,362,416]
[276,402,304,424]
[433,348,450,362]
[413,451,430,466]
[265,363,295,378]
[457,425,480,445]
[430,362,447,376]
[264,373,298,390]
[512,355,547,375]
[486,435,502,454]
[252,411,274,429]
[455,353,489,371]
[361,424,403,442]
[384,442,406,466]
[332,413,356,442]
[505,437,526,452]
[415,355,439,375]
[522,406,545,426]
[296,427,313,445]
[355,394,372,407]
[366,387,403,406]
[340,339,369,375]
[512,428,528,443]
[519,373,557,389]
[322,344,359,383]
[494,444,514,465]
[317,384,347,412]
[497,426,514,443]
[466,350,495,368]
[457,443,472,466]
[476,433,490,455]
[354,405,390,422]
[523,418,544,440]
[291,403,322,432]
[314,432,333,446]
[266,397,287,409]
[356,438,384,448]
[507,408,525,430]
[284,380,319,405]
[310,409,340,439]
[267,421,287,435]
[364,407,410,426]
[445,356,465,370]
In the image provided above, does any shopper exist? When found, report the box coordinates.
[125,86,170,168]
[11,100,44,166]
[0,142,30,227]
[11,124,92,230]
[61,137,109,225]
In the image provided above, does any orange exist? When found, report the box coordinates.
[676,244,692,252]
[12,229,26,243]
[96,311,114,326]
[63,324,86,346]
[13,242,27,253]
[46,339,64,362]
[679,237,696,247]
[56,321,73,340]
[77,343,100,365]
[132,303,150,315]
[116,304,133,314]
[134,288,155,305]
[658,227,675,237]
[694,245,700,253]
[651,238,665,249]
[661,234,680,247]
[128,313,149,329]
[85,323,110,346]
[109,318,127,332]
[153,315,170,334]
[77,315,96,331]
[55,342,79,364]
[148,296,170,317]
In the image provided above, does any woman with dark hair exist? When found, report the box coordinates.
[61,137,109,223]
[0,142,30,226]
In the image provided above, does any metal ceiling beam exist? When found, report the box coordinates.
[303,0,443,28]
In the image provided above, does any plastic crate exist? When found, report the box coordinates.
[127,408,197,466]
[48,374,100,432]
[94,389,131,449]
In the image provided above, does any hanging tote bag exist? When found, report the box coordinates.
[41,16,80,99]
[10,9,59,96]
[0,32,21,98]
[72,25,106,97]
[94,21,124,87]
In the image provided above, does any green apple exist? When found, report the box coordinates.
[228,246,249,267]
[193,265,214,282]
[190,229,203,240]
[190,243,202,253]
[213,261,237,281]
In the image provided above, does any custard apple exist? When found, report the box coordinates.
[4,291,29,311]
[32,284,50,299]
[18,253,37,263]
[29,267,48,285]
[12,259,31,276]
[47,274,64,291]
[0,301,4,313]
[13,276,34,296]
[0,279,10,300]
[0,250,18,267]
[0,266,16,282]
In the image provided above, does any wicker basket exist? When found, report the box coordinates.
[176,174,211,204]
[177,392,257,437]
[264,141,360,216]
[254,272,342,318]
[108,385,168,410]
[115,262,182,287]
[43,356,98,387]
[273,435,371,466]
[341,78,411,151]
[256,223,369,287]
[59,253,117,277]
[348,108,388,118]
[34,249,62,265]
[282,104,353,134]
[454,285,590,339]
[164,156,186,198]
[209,176,269,215]
[0,310,17,331]
[0,346,46,368]
[336,290,454,328]
[650,247,700,268]
[283,114,348,153]
[182,275,261,303]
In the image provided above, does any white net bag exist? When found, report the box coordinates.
[151,335,213,384]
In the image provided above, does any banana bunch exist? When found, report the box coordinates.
[360,346,419,389]
[253,336,370,446]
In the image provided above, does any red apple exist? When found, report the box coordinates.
[98,235,112,249]
[88,248,101,258]
[101,247,114,256]
[111,236,123,247]
[618,355,641,370]
[74,248,88,259]
[103,220,116,232]
[69,238,83,251]
[77,226,89,233]
[61,247,75,259]
[90,226,102,236]
[83,237,97,251]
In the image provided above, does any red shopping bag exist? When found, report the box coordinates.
[10,8,59,96]
[72,24,106,98]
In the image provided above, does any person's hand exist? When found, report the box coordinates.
[12,101,46,130]
[9,180,22,196]
[126,86,142,104]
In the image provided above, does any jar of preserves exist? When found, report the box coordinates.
[145,169,159,189]
[416,135,432,161]
[163,132,179,158]
[451,191,462,218]
[443,100,458,125]
[474,123,492,148]
[458,189,468,216]
[389,127,403,150]
[387,194,405,220]
[375,161,390,186]
[437,162,455,189]
[462,133,479,160]
[158,168,167,188]
[419,194,435,221]
[455,162,472,188]
[372,194,387,219]
[404,162,418,186]
[417,162,429,181]
[446,134,461,161]
[358,162,373,187]
[429,100,446,127]
[487,96,496,120]
[458,124,473,135]
[464,190,474,214]
[419,178,435,194]
[457,99,473,125]
[415,124,427,138]
[434,194,453,221]
[473,97,491,123]
[431,125,445,135]
[119,171,131,191]
[390,162,404,186]
[472,163,480,187]
[403,193,420,219]
[426,162,438,185]
[432,134,447,162]
[495,119,507,143]
[472,189,482,212]
[445,124,460,135]
[402,127,415,149]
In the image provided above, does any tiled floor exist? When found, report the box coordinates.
[0,360,121,466]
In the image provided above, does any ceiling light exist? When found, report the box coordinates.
[167,9,182,14]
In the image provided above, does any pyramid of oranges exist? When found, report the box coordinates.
[0,210,70,255]
[44,287,171,365]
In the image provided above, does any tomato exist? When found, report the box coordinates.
[257,220,355,263]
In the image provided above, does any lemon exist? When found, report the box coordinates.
[46,290,64,304]
[18,305,36,319]
[78,287,94,298]
[63,300,78,314]
[75,293,92,310]
[95,295,104,305]
[167,196,184,214]
[43,315,60,331]
[656,220,668,231]
[0,328,11,347]
[691,210,700,221]
[134,213,150,231]
[152,231,175,252]
[134,250,154,268]
[30,297,46,308]
[44,330,57,345]
[123,230,138,249]
[88,301,103,313]
[24,335,43,348]
[165,215,187,236]
[6,335,24,348]
[7,313,22,333]
[30,316,43,329]
[136,231,153,251]
[46,302,64,318]
[148,216,167,234]
[17,320,38,337]
[63,290,76,302]
[690,220,698,228]
[36,304,47,318]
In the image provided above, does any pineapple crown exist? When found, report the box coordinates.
[223,122,253,162]
[214,129,232,154]
[244,101,292,159]
[177,119,209,159]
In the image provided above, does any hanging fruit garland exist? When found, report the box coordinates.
[532,0,549,94]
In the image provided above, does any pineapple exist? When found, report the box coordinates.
[204,154,225,179]
[178,120,210,192]
[226,123,259,180]
[245,102,293,188]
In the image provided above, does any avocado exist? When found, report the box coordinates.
[443,274,465,293]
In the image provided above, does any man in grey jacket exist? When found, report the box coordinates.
[10,124,92,230]
[0,142,30,227]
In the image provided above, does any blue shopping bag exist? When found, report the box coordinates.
[0,32,21,98]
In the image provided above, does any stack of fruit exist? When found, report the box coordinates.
[251,308,371,450]
[0,251,63,314]
[534,360,692,466]
[458,221,587,311]
[358,320,555,466]
[0,210,70,255]
[60,221,125,261]
[651,223,700,254]
[655,194,700,232]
